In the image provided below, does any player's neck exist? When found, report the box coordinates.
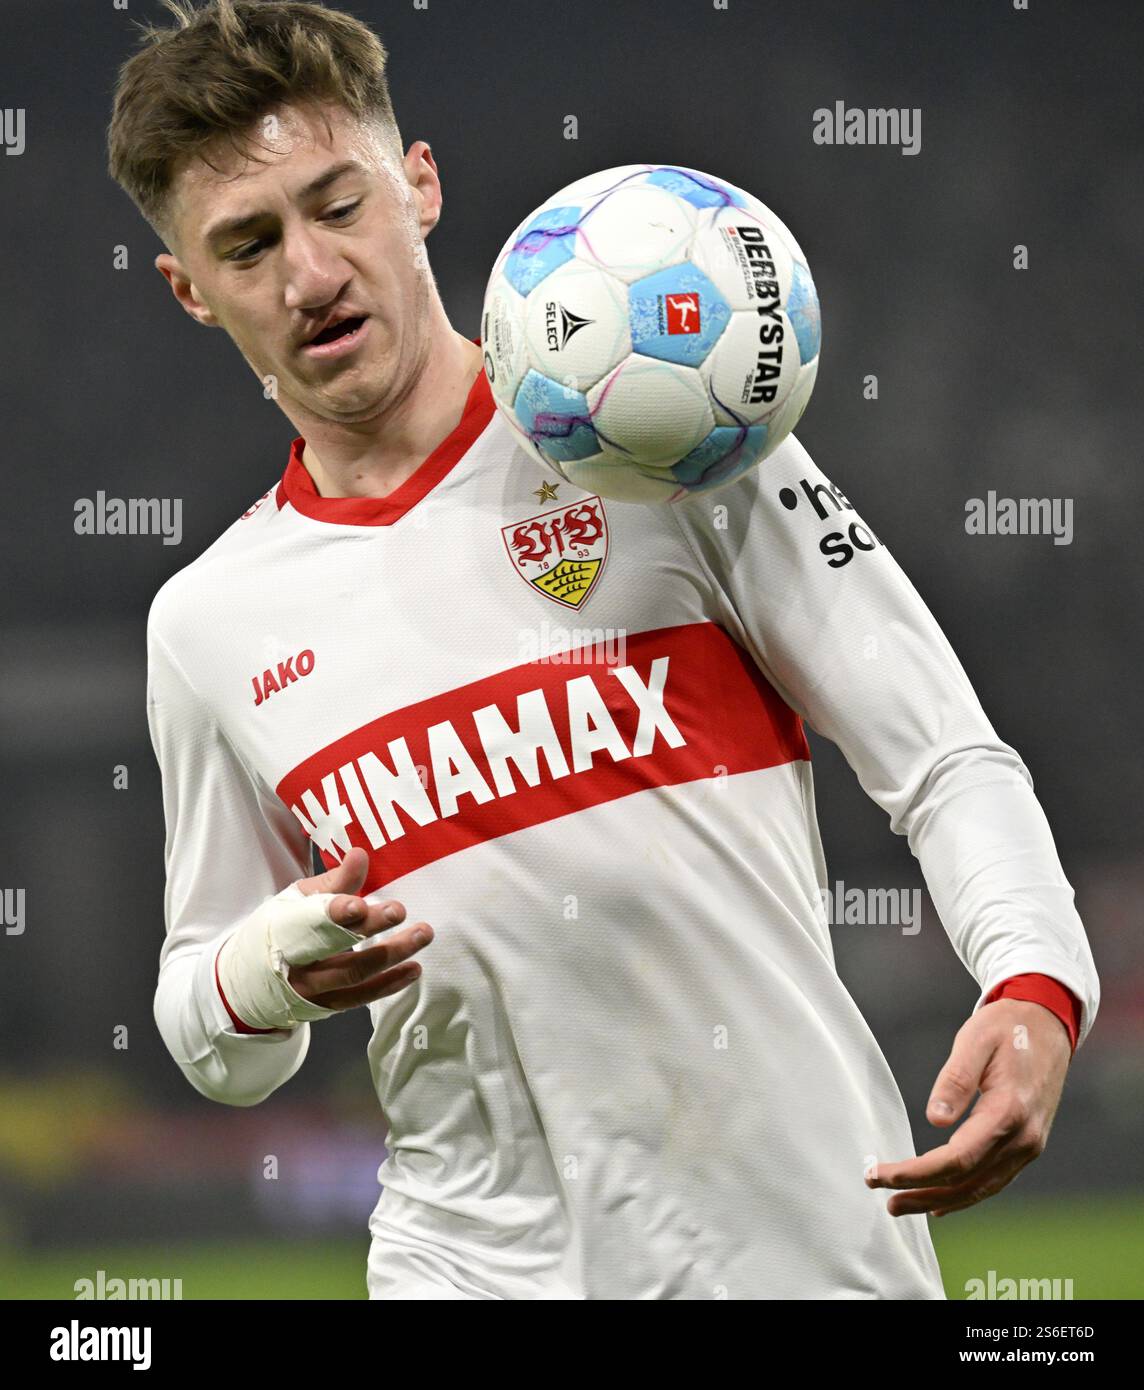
[291,327,484,501]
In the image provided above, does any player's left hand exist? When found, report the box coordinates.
[864,998,1072,1219]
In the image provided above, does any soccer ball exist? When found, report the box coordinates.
[481,163,820,503]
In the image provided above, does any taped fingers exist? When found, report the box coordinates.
[269,891,366,965]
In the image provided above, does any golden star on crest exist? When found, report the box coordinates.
[533,480,560,504]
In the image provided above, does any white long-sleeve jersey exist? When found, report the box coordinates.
[146,362,1099,1300]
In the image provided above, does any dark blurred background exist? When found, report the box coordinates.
[0,0,1140,1297]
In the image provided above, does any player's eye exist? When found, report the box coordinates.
[221,201,361,262]
[224,238,268,264]
[322,199,363,223]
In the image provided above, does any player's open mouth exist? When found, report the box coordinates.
[302,314,370,359]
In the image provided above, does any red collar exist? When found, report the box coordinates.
[276,347,494,526]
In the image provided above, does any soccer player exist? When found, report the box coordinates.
[109,0,1099,1299]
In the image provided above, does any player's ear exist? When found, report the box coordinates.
[154,252,220,327]
[403,140,442,239]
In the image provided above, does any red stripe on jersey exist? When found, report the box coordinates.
[276,621,811,895]
[276,354,494,526]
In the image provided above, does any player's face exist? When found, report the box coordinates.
[157,102,438,424]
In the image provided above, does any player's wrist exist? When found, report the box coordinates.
[214,887,362,1032]
[213,944,286,1035]
[986,973,1081,1056]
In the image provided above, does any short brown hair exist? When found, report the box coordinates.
[107,0,404,241]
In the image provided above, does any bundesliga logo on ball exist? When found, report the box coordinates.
[481,164,821,503]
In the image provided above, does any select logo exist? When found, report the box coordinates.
[545,302,594,351]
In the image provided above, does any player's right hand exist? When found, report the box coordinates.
[286,846,433,1012]
[215,846,433,1031]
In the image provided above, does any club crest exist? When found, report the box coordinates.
[502,492,609,610]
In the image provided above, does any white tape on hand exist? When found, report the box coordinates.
[216,884,366,1031]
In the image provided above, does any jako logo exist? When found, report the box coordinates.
[253,649,315,706]
[50,1321,151,1370]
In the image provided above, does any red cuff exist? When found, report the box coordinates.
[984,973,1082,1054]
[214,947,278,1035]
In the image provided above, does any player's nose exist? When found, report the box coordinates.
[281,232,353,315]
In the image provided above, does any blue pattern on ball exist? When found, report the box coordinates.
[514,369,600,462]
[673,423,769,489]
[503,206,582,296]
[645,167,748,211]
[629,263,730,367]
[786,261,821,365]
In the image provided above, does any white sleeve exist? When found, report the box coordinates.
[146,593,313,1104]
[671,432,1100,1050]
